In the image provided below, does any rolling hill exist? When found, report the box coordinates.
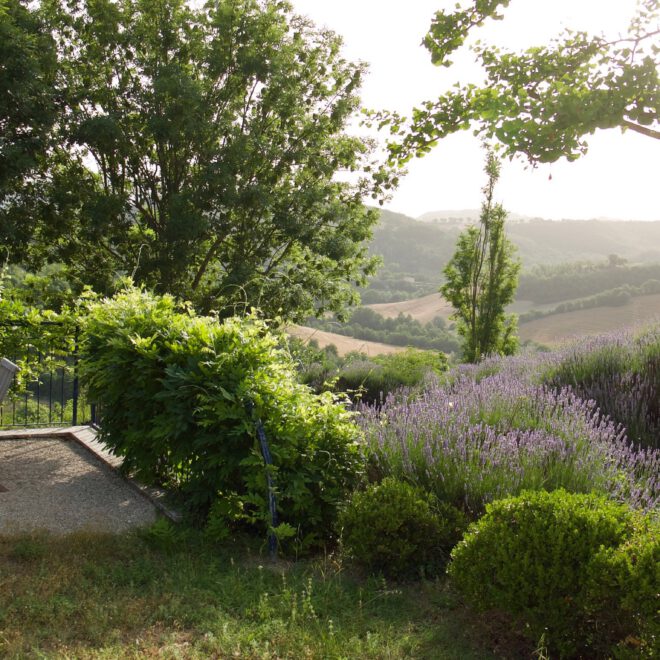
[518,294,660,346]
[365,289,660,349]
[300,210,660,355]
[288,326,405,356]
[372,210,660,276]
[366,293,453,324]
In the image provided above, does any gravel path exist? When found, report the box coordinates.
[0,437,158,534]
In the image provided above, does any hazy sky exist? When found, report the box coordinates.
[290,0,659,220]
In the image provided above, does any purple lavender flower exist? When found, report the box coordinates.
[358,323,660,515]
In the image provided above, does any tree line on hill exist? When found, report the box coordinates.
[518,261,660,305]
[306,307,461,354]
[519,281,660,324]
[363,211,660,305]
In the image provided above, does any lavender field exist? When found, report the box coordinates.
[359,323,660,516]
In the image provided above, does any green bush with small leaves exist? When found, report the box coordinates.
[585,517,660,657]
[335,348,448,405]
[291,339,449,405]
[80,288,364,551]
[449,489,637,657]
[339,477,467,578]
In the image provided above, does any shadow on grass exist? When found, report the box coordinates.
[0,527,514,659]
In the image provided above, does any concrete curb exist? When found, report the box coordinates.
[0,426,182,523]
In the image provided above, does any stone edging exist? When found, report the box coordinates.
[0,426,181,523]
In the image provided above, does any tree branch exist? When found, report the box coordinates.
[622,119,660,140]
[191,228,228,291]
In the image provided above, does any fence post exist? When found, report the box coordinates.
[72,325,79,426]
[0,358,20,404]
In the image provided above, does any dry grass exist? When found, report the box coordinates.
[519,294,660,346]
[288,326,406,356]
[366,293,453,324]
[362,290,660,349]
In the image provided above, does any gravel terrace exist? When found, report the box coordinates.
[0,437,158,534]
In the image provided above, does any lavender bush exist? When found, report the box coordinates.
[359,329,660,515]
[453,324,660,449]
[540,325,660,449]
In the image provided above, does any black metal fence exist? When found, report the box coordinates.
[0,320,95,428]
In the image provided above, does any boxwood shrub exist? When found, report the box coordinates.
[339,477,467,578]
[586,517,660,657]
[448,489,657,657]
[80,288,364,550]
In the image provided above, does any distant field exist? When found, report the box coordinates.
[366,293,453,323]
[507,299,559,314]
[311,290,660,353]
[288,325,406,356]
[367,292,555,322]
[519,294,660,346]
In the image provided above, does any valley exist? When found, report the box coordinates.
[298,209,660,356]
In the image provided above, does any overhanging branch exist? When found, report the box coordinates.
[622,119,660,140]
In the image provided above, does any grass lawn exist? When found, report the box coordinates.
[0,527,524,659]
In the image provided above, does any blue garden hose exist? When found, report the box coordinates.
[246,400,278,558]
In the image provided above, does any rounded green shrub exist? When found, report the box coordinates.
[586,516,660,657]
[79,288,364,551]
[339,477,467,578]
[448,489,635,657]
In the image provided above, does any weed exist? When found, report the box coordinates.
[0,530,500,658]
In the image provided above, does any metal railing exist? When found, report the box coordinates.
[0,320,94,428]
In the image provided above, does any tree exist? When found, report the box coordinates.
[441,150,520,362]
[2,0,391,321]
[0,0,57,252]
[374,0,659,165]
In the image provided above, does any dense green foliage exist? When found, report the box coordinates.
[79,288,364,550]
[0,266,97,427]
[2,264,77,312]
[2,0,392,321]
[307,306,460,353]
[292,341,449,405]
[586,517,660,654]
[377,0,659,165]
[339,478,467,578]
[449,490,654,657]
[334,350,449,405]
[0,0,56,199]
[0,267,77,390]
[441,152,519,362]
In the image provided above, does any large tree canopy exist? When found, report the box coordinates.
[376,0,660,165]
[1,0,391,321]
[0,0,56,204]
